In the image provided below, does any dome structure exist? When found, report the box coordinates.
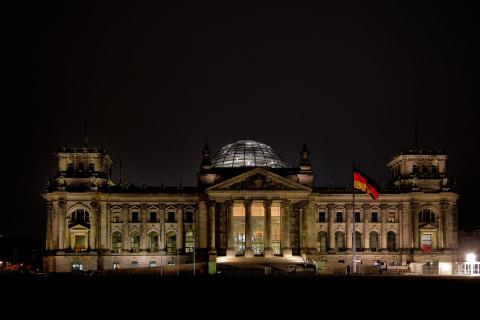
[211,140,287,168]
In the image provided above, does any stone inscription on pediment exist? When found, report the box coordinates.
[226,173,292,190]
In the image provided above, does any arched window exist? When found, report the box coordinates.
[370,231,379,252]
[317,231,327,252]
[335,231,345,251]
[148,232,159,252]
[185,230,194,253]
[130,232,140,253]
[166,231,177,254]
[70,208,90,225]
[419,209,435,223]
[387,231,396,251]
[112,232,123,253]
[355,231,362,250]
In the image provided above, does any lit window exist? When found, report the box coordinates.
[149,261,156,268]
[317,232,327,252]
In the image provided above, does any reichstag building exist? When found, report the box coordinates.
[43,139,458,273]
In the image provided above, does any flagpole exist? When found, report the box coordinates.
[352,161,356,274]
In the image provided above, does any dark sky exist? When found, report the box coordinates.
[12,1,479,239]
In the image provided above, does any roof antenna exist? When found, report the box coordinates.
[83,118,89,147]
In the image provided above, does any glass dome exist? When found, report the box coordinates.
[211,140,287,168]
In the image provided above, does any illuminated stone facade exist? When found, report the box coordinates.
[42,140,458,273]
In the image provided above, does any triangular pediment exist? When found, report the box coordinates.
[69,224,90,231]
[206,167,311,192]
[419,223,438,230]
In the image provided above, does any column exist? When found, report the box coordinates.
[58,201,66,250]
[102,203,110,250]
[411,202,419,249]
[140,204,148,251]
[208,201,216,255]
[159,204,166,251]
[452,205,458,249]
[198,201,208,249]
[439,202,449,250]
[397,204,404,251]
[264,199,273,257]
[281,200,292,257]
[380,203,388,251]
[362,204,370,250]
[401,202,411,250]
[177,204,184,253]
[327,203,335,251]
[89,201,98,250]
[306,201,316,250]
[46,201,52,251]
[122,204,129,251]
[299,204,304,250]
[346,204,353,250]
[64,217,70,250]
[244,199,253,257]
[226,200,235,257]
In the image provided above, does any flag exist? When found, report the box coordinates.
[353,166,380,200]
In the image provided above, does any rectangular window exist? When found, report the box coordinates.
[167,211,175,223]
[371,212,378,223]
[131,261,138,268]
[113,262,120,270]
[149,212,157,222]
[149,261,156,268]
[318,212,326,222]
[131,212,139,223]
[185,211,193,223]
[355,212,360,222]
[336,212,343,223]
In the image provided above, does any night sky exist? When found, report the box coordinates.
[12,2,479,239]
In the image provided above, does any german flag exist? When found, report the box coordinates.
[353,166,380,200]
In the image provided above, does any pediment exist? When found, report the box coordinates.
[206,167,311,192]
[419,223,438,230]
[69,224,90,231]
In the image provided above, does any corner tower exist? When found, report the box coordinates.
[386,149,449,191]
